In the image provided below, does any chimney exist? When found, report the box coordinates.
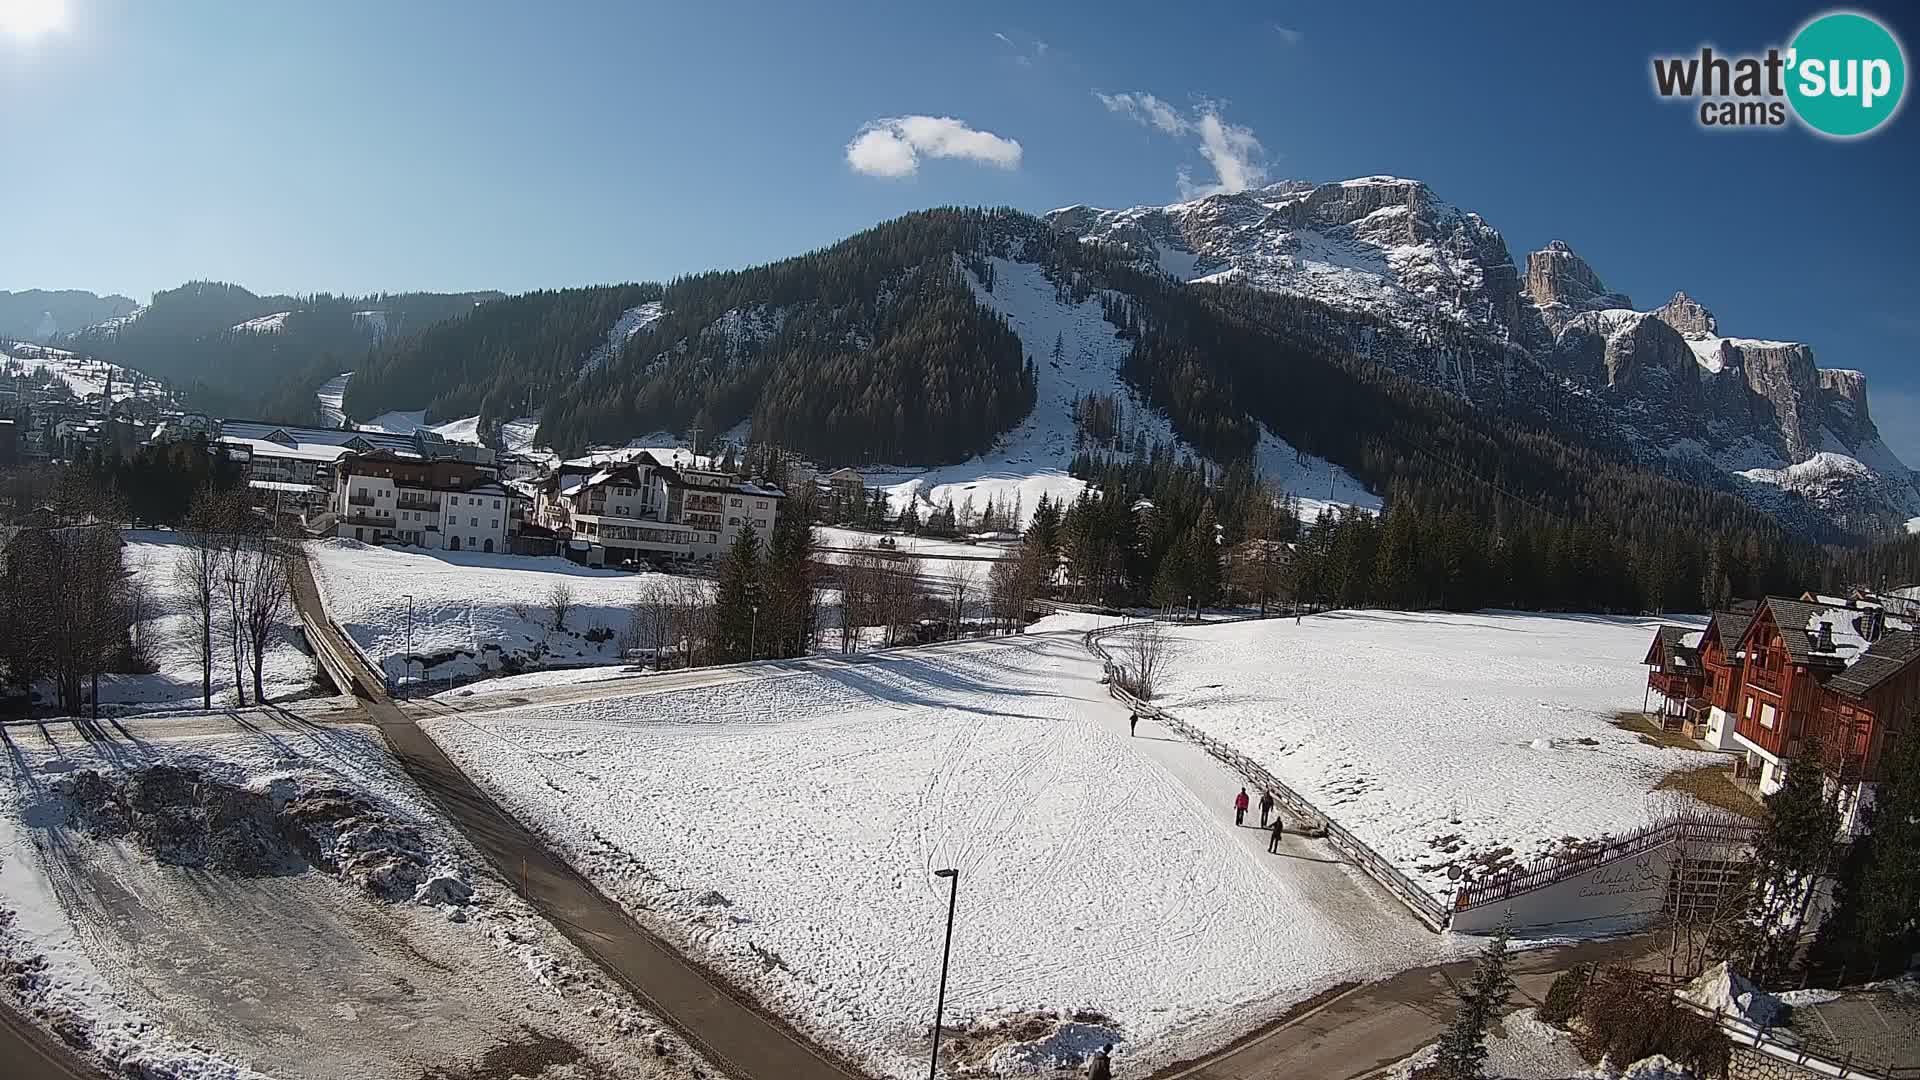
[1816,621,1835,651]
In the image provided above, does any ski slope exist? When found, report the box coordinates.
[866,256,1376,529]
[419,632,1457,1077]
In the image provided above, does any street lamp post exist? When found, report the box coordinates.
[404,593,414,698]
[750,602,759,661]
[927,868,959,1080]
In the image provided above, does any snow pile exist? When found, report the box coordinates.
[1151,611,1723,899]
[1677,962,1783,1027]
[1384,1008,1592,1080]
[308,540,674,684]
[419,633,1454,1077]
[52,764,471,908]
[0,723,708,1080]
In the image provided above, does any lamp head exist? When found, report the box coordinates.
[934,868,957,879]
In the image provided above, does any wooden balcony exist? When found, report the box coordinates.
[1746,665,1784,696]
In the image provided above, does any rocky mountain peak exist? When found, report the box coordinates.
[1652,291,1719,338]
[1524,241,1632,333]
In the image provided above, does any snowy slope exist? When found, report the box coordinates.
[0,344,172,406]
[307,540,675,684]
[315,371,352,427]
[230,311,291,334]
[420,633,1460,1078]
[866,255,1376,528]
[1153,611,1723,902]
[581,301,666,376]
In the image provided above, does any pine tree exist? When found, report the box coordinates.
[1723,740,1843,983]
[1812,727,1920,979]
[714,525,762,662]
[1432,921,1514,1079]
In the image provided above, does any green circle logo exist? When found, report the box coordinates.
[1787,11,1907,137]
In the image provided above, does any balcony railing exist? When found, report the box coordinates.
[348,494,376,507]
[396,496,441,512]
[1747,665,1784,695]
[340,514,387,528]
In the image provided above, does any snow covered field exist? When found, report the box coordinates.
[1149,611,1723,901]
[33,532,317,715]
[419,632,1457,1077]
[307,540,672,685]
[0,716,703,1080]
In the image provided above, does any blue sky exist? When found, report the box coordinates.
[2,1,1917,455]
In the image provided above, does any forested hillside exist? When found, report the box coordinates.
[65,282,497,422]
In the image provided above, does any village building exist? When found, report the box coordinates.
[1646,594,1918,832]
[531,451,783,566]
[329,449,512,553]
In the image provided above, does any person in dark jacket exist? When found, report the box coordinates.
[1233,787,1250,826]
[1087,1044,1113,1080]
[1259,790,1276,827]
[1268,814,1286,853]
[1129,711,1139,737]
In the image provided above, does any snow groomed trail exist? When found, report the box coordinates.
[289,556,868,1080]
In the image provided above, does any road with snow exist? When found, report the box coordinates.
[289,556,866,1080]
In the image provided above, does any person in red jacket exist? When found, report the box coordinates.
[1233,787,1250,827]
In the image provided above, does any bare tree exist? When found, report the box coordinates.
[948,564,979,640]
[876,555,925,647]
[241,533,292,703]
[174,491,227,709]
[545,581,576,632]
[835,543,886,654]
[987,543,1048,635]
[1117,621,1171,700]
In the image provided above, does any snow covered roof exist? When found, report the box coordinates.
[247,479,320,494]
[216,436,355,463]
[1825,630,1920,698]
[1648,625,1703,670]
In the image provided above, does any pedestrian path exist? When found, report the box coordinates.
[1087,683,1422,931]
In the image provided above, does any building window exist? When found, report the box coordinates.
[491,520,499,529]
[470,517,479,527]
[756,500,767,509]
[1760,703,1777,729]
[493,499,501,509]
[730,497,743,507]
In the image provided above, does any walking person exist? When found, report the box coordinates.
[1129,711,1138,737]
[1268,814,1286,854]
[1088,1044,1113,1080]
[1259,790,1275,828]
[1233,786,1249,827]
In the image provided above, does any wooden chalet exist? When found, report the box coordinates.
[1643,625,1708,729]
[1726,596,1917,830]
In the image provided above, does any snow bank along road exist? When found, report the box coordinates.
[289,556,864,1080]
[414,624,1468,1076]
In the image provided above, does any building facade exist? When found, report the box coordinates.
[1653,595,1917,833]
[330,450,511,553]
[532,451,783,566]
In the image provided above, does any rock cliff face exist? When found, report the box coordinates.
[1046,177,1917,536]
[1527,241,1634,334]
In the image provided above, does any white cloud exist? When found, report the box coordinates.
[1095,91,1271,199]
[1272,23,1304,45]
[845,116,1023,179]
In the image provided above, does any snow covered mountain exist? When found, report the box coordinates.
[1046,177,1917,536]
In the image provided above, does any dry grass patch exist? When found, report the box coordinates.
[1656,764,1765,820]
[1613,711,1699,750]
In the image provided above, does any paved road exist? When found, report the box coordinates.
[0,1001,99,1080]
[289,557,866,1080]
[1155,934,1659,1080]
